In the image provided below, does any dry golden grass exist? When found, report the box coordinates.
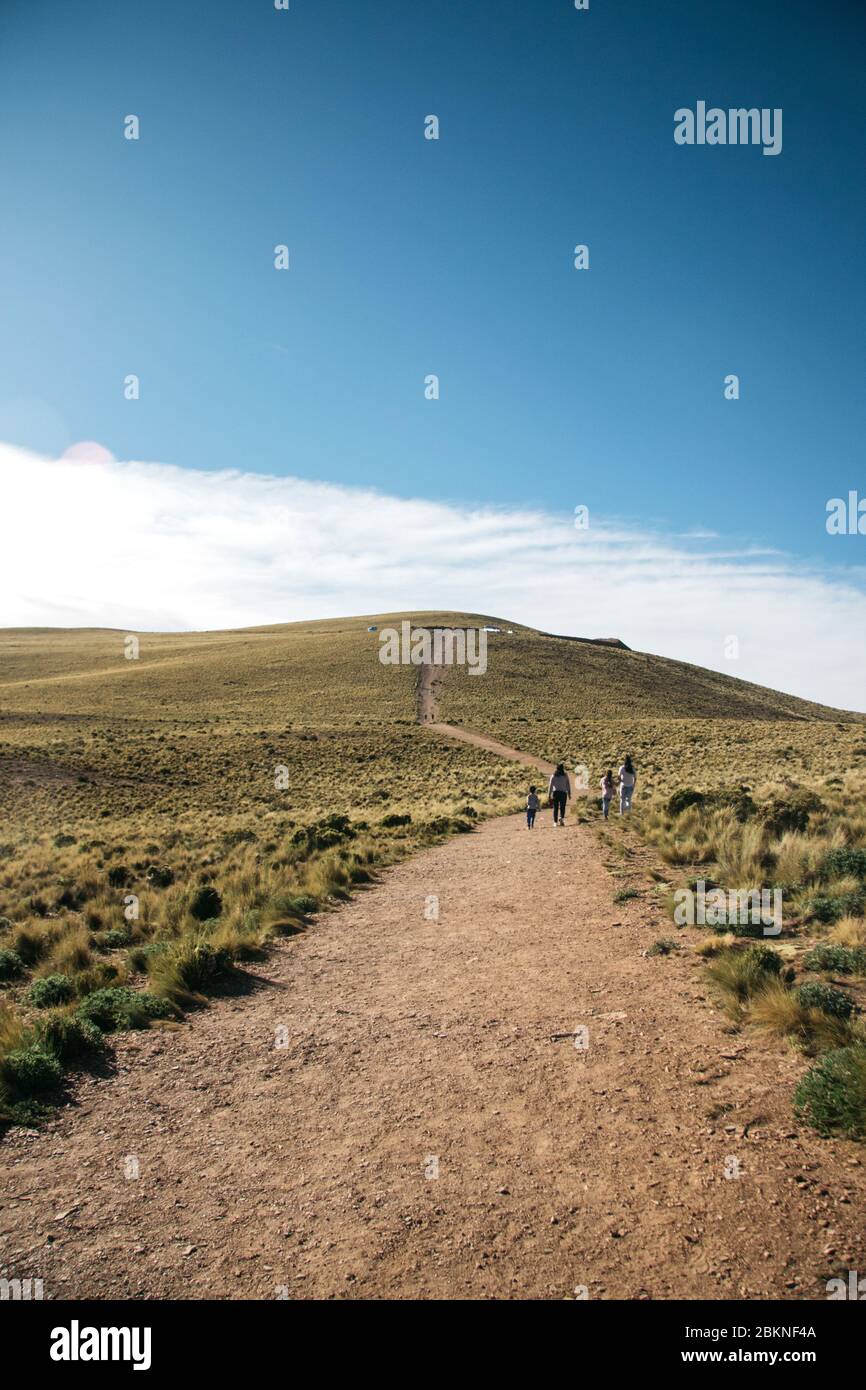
[694,933,736,957]
[750,980,859,1055]
[0,612,538,1120]
[829,915,866,947]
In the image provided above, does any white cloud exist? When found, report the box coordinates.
[2,440,864,711]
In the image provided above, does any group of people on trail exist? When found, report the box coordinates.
[525,756,637,828]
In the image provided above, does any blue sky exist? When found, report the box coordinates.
[1,0,863,539]
[1,1,865,704]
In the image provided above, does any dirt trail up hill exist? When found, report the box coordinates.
[418,658,555,773]
[1,662,865,1300]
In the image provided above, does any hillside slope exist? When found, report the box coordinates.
[2,613,860,815]
[0,610,856,722]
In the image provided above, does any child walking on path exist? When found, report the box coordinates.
[548,764,571,827]
[618,756,637,814]
[600,769,614,819]
[526,786,540,829]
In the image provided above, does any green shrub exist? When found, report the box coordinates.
[648,938,680,956]
[760,789,823,836]
[711,919,767,939]
[263,892,316,934]
[803,943,866,976]
[418,816,473,838]
[145,864,174,888]
[36,1011,104,1062]
[807,889,866,924]
[76,986,173,1033]
[290,815,356,851]
[281,894,317,916]
[667,786,756,822]
[0,949,24,982]
[28,974,74,1008]
[794,1044,866,1139]
[221,828,257,849]
[1,1046,62,1098]
[320,813,354,836]
[823,847,866,881]
[666,788,705,817]
[742,944,784,976]
[381,813,412,828]
[69,962,123,996]
[189,885,223,922]
[795,982,854,1020]
[95,928,130,951]
[711,788,757,822]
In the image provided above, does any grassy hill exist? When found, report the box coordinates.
[2,611,865,1129]
[437,620,864,793]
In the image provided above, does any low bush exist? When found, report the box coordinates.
[28,974,75,1008]
[1,1046,62,1098]
[794,1044,866,1139]
[95,928,131,951]
[822,847,866,881]
[269,893,317,918]
[795,982,854,1021]
[666,788,706,817]
[0,949,24,982]
[36,1010,105,1062]
[803,943,866,976]
[648,938,680,956]
[189,885,223,922]
[760,789,823,837]
[76,986,173,1033]
[807,889,866,924]
[145,864,174,888]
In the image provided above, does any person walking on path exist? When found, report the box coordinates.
[600,769,614,820]
[548,763,571,827]
[618,755,637,815]
[526,786,540,829]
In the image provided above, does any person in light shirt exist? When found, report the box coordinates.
[618,755,637,814]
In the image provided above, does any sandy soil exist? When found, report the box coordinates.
[1,666,864,1300]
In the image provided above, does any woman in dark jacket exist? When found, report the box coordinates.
[548,763,571,827]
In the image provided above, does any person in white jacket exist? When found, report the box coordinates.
[618,755,637,814]
[548,763,571,827]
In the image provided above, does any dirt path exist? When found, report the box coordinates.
[418,658,558,776]
[1,670,865,1300]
